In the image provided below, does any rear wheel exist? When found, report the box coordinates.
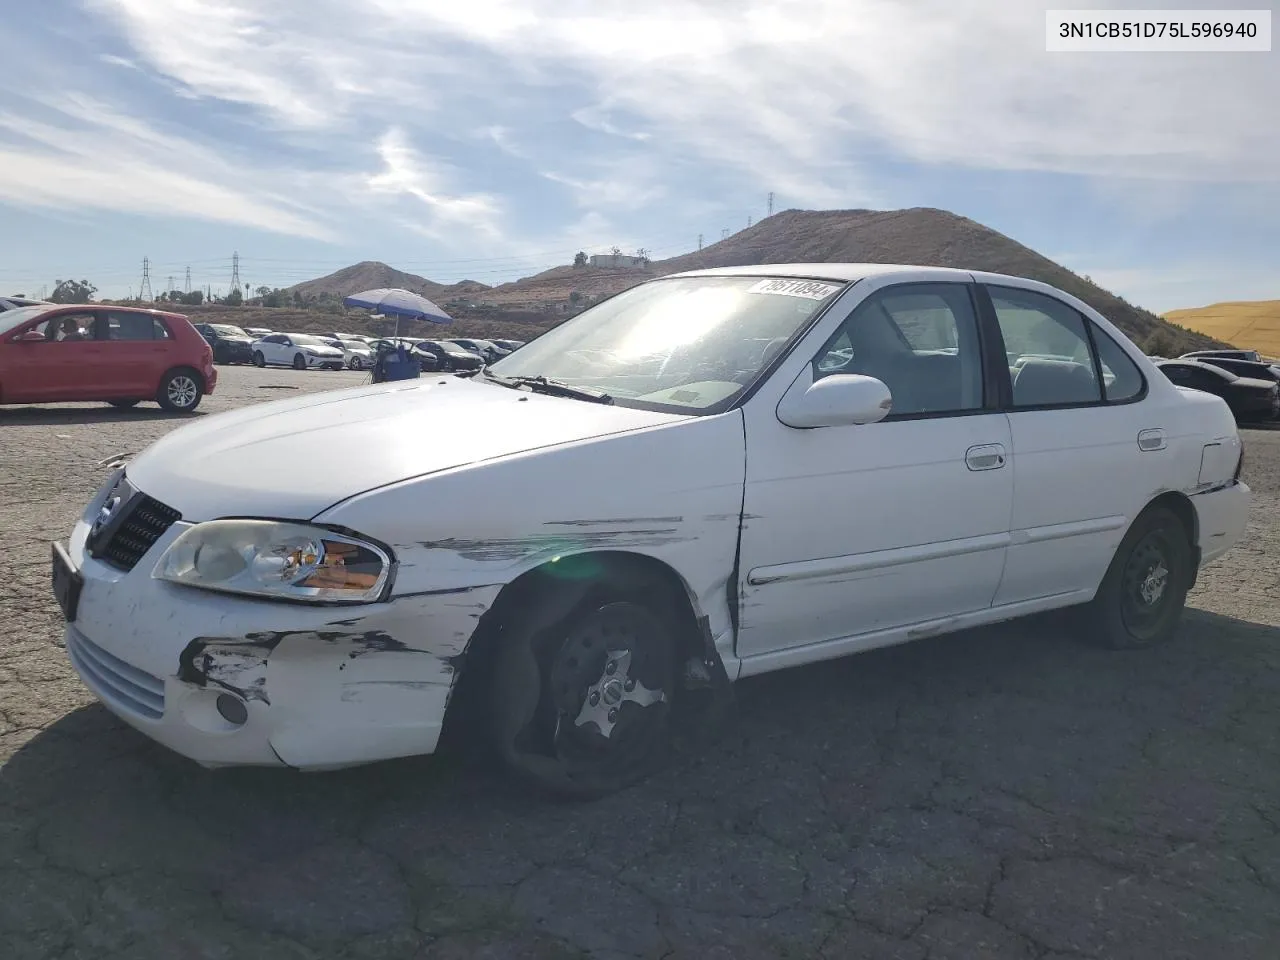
[348,356,364,370]
[1083,506,1193,649]
[107,400,140,409]
[489,596,676,799]
[156,368,204,413]
[252,351,265,367]
[292,353,306,370]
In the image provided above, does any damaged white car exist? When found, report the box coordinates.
[53,264,1250,797]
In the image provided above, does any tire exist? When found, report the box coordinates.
[252,351,266,367]
[348,356,363,370]
[1083,506,1193,649]
[156,368,204,413]
[292,353,306,370]
[488,596,677,800]
[108,400,140,409]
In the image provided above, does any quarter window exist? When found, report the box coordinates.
[1091,325,1144,402]
[812,283,984,417]
[987,286,1103,407]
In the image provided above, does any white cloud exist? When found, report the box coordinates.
[365,127,502,239]
[0,95,334,239]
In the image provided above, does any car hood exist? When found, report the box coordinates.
[125,377,686,521]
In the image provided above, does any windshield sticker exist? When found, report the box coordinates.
[747,278,842,300]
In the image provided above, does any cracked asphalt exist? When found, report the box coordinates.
[1,366,1278,959]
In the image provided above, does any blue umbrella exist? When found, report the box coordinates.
[343,287,452,337]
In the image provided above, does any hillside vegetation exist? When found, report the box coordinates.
[1163,300,1280,359]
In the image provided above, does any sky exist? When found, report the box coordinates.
[0,0,1276,312]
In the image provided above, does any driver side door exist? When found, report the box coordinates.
[735,276,1014,668]
[1,312,103,402]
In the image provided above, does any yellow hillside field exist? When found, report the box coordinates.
[1163,300,1280,358]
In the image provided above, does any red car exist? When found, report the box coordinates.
[0,304,217,413]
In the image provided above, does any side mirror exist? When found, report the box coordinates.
[777,373,893,428]
[14,330,46,343]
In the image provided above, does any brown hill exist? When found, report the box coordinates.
[286,260,490,301]
[1163,300,1280,359]
[482,208,1224,353]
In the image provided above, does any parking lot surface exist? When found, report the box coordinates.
[1,366,1278,959]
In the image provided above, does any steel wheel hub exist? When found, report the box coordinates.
[574,648,664,738]
[1139,561,1168,606]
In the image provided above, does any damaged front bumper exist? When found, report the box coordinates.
[61,518,500,770]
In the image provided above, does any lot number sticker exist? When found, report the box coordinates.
[747,278,841,300]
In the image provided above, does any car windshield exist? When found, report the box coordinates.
[290,334,329,346]
[210,324,248,337]
[485,275,847,412]
[0,305,52,336]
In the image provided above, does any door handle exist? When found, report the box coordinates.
[965,443,1006,471]
[1137,428,1166,452]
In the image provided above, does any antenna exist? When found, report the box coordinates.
[767,191,774,216]
[697,233,703,250]
[747,215,752,228]
[721,228,729,241]
[184,266,192,292]
[139,257,153,302]
[229,251,242,293]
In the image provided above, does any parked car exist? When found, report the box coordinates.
[489,338,525,352]
[1190,355,1280,385]
[52,264,1249,800]
[1,303,215,412]
[1181,349,1263,363]
[244,327,274,339]
[250,333,346,370]
[1156,359,1280,422]
[409,339,485,372]
[0,296,51,312]
[319,336,374,370]
[445,337,509,363]
[193,322,255,365]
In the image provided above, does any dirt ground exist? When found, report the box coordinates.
[1,366,1277,960]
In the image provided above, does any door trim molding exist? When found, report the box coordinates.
[746,531,1012,586]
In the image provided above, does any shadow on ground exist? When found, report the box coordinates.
[3,609,1279,959]
[0,406,206,426]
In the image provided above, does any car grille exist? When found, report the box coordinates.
[93,494,182,572]
[65,628,165,720]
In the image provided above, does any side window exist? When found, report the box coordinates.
[37,312,96,342]
[812,283,984,417]
[987,286,1102,407]
[1091,324,1144,402]
[105,312,158,341]
[153,319,172,339]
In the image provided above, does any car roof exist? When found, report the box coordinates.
[1160,359,1234,378]
[665,262,1002,282]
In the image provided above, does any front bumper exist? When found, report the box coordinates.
[1192,479,1250,565]
[59,516,500,770]
[306,354,345,369]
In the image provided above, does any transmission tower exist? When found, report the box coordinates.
[721,228,729,241]
[139,257,153,302]
[229,252,241,293]
[167,276,175,295]
[767,192,774,216]
[747,215,752,228]
[697,233,703,250]
[184,267,192,293]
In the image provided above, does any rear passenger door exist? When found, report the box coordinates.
[98,312,173,396]
[978,283,1157,606]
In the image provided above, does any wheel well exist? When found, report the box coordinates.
[1139,491,1200,589]
[437,550,709,754]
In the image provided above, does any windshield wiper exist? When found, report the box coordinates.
[481,369,613,404]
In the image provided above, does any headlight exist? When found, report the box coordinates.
[153,520,392,603]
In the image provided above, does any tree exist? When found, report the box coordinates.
[255,285,271,298]
[223,287,243,306]
[1143,330,1176,358]
[49,279,97,303]
[569,290,582,304]
[181,290,204,306]
[573,251,588,267]
[610,246,621,257]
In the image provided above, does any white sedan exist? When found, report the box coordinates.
[250,332,346,370]
[53,263,1249,798]
[321,336,375,370]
